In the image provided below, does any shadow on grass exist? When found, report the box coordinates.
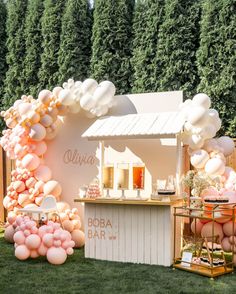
[0,233,236,294]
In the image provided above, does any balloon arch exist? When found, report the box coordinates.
[1,79,236,264]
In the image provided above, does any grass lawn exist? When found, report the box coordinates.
[1,230,236,294]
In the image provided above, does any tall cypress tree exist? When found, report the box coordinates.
[57,0,92,84]
[0,0,7,132]
[38,0,65,90]
[90,0,134,94]
[155,0,201,99]
[197,0,236,136]
[22,0,44,97]
[131,0,164,93]
[3,0,28,108]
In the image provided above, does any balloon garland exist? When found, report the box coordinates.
[1,78,116,264]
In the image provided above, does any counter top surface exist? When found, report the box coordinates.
[74,197,182,206]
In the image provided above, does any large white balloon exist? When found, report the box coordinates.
[217,136,235,157]
[192,93,211,109]
[58,89,74,106]
[205,158,225,176]
[81,79,98,95]
[190,149,209,169]
[188,106,207,126]
[93,81,116,106]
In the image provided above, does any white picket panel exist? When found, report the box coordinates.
[84,203,179,266]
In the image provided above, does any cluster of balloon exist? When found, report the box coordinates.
[0,78,116,217]
[56,202,85,248]
[8,216,75,265]
[180,93,236,202]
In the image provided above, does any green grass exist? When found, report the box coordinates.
[1,232,236,294]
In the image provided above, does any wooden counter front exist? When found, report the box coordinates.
[75,197,182,266]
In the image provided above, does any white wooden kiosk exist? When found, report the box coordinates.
[75,111,185,266]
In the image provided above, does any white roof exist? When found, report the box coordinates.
[82,112,185,140]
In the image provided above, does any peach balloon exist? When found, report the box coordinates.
[56,201,71,213]
[47,247,67,265]
[18,191,31,207]
[4,225,15,243]
[35,194,44,206]
[72,219,81,230]
[13,181,25,193]
[32,141,47,156]
[205,158,225,176]
[201,221,224,241]
[30,250,40,258]
[34,165,52,182]
[15,245,30,260]
[221,237,231,252]
[40,114,53,127]
[223,221,236,237]
[62,220,74,232]
[71,230,85,248]
[26,177,37,188]
[27,111,40,124]
[38,243,48,256]
[22,153,40,171]
[35,181,45,193]
[14,144,27,158]
[43,181,62,198]
[38,89,52,105]
[29,123,46,141]
[59,212,69,222]
[190,219,203,236]
[25,234,41,250]
[42,233,54,247]
[66,247,74,255]
[13,231,26,245]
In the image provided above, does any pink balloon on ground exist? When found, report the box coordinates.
[38,243,48,256]
[15,245,30,260]
[46,247,67,265]
[30,250,40,259]
[221,237,231,252]
[71,230,85,248]
[25,234,41,249]
[66,248,74,255]
[201,221,224,241]
[38,226,48,238]
[4,225,15,243]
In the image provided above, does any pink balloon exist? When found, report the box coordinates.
[30,250,40,258]
[38,226,48,238]
[13,180,25,193]
[30,226,38,234]
[38,243,48,256]
[25,177,37,189]
[66,247,74,255]
[190,219,203,236]
[4,225,15,243]
[71,230,85,248]
[15,245,30,260]
[34,165,52,182]
[221,237,231,252]
[29,123,46,141]
[33,141,47,156]
[25,234,41,249]
[42,233,54,247]
[43,181,62,198]
[46,247,67,265]
[201,221,224,241]
[62,241,70,250]
[13,231,25,245]
[52,223,61,231]
[24,229,31,237]
[53,240,62,247]
[16,216,23,226]
[34,181,45,193]
[22,153,40,171]
[223,221,236,236]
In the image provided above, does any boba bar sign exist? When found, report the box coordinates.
[87,217,117,240]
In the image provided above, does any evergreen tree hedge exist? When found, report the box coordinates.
[38,0,65,90]
[90,0,134,94]
[57,0,92,84]
[155,0,201,99]
[131,0,164,93]
[0,0,7,132]
[3,0,28,108]
[197,0,236,136]
[22,0,44,97]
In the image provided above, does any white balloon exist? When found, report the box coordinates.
[217,136,235,157]
[188,135,204,150]
[58,89,74,106]
[190,149,209,169]
[18,102,32,116]
[81,79,98,95]
[99,81,116,97]
[200,124,216,139]
[205,158,225,176]
[188,106,207,127]
[80,94,96,111]
[192,93,211,109]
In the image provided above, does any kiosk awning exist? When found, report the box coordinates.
[82,112,185,140]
